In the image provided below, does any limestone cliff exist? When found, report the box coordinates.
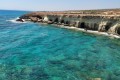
[18,9,120,35]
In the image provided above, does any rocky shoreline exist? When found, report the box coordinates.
[56,25,120,39]
[17,9,120,38]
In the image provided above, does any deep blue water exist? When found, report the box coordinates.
[0,10,120,80]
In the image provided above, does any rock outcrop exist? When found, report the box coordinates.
[18,9,120,35]
[16,18,24,22]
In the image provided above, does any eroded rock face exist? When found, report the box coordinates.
[108,24,120,35]
[19,9,120,35]
[29,17,38,22]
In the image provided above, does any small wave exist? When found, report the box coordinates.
[40,33,48,37]
[6,17,27,23]
[55,25,120,39]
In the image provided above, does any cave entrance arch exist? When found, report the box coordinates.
[54,18,59,23]
[105,23,112,31]
[36,15,42,19]
[94,23,99,30]
[61,20,65,24]
[80,22,85,28]
[66,21,70,25]
[38,16,42,19]
[49,19,53,22]
[117,27,120,35]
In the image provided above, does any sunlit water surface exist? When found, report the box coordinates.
[0,10,120,80]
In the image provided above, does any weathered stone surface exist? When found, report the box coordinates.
[19,9,120,35]
[29,17,38,22]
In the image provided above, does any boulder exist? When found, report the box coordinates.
[47,21,53,24]
[16,18,24,22]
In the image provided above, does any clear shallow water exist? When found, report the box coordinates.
[0,10,120,80]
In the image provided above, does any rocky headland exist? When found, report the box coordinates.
[18,9,120,37]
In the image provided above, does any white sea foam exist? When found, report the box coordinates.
[52,24,120,39]
[6,17,27,23]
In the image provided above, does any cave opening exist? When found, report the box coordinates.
[94,23,98,30]
[117,27,120,35]
[105,25,110,31]
[66,21,70,24]
[36,16,42,19]
[80,22,85,28]
[105,23,112,31]
[49,19,53,21]
[61,20,65,24]
[54,18,58,23]
[38,16,42,19]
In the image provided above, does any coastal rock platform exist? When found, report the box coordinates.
[18,9,120,36]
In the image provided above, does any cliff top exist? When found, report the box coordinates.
[22,9,120,18]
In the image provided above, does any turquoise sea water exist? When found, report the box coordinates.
[0,10,120,80]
